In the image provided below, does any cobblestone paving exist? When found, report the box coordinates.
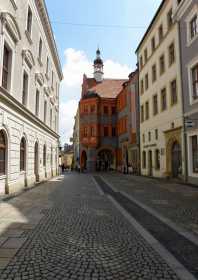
[103,173,198,235]
[0,174,181,280]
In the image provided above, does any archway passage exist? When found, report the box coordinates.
[34,142,39,182]
[171,141,182,178]
[97,149,114,171]
[81,151,87,171]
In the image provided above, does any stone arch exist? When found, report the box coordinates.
[97,147,115,171]
[0,126,9,193]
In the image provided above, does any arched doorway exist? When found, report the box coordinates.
[81,151,87,171]
[43,144,47,178]
[34,142,39,182]
[171,141,182,178]
[0,130,7,177]
[20,137,27,187]
[97,149,114,171]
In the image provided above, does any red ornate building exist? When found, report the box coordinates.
[79,50,139,172]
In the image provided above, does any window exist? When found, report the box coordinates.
[155,129,158,140]
[90,127,95,137]
[44,100,47,123]
[169,43,175,66]
[192,64,198,100]
[46,57,49,76]
[190,15,197,39]
[90,105,95,113]
[38,38,42,61]
[145,74,149,90]
[27,7,32,34]
[161,88,167,111]
[151,37,155,52]
[54,114,57,132]
[104,106,108,114]
[142,151,146,169]
[144,48,148,63]
[51,71,54,89]
[145,101,149,120]
[20,137,26,171]
[35,90,40,117]
[155,149,160,170]
[167,9,173,29]
[2,45,11,90]
[50,108,52,128]
[159,55,165,75]
[140,56,143,69]
[112,106,116,115]
[0,131,6,175]
[43,145,46,167]
[112,127,116,137]
[142,133,145,143]
[148,131,151,142]
[84,105,88,113]
[140,79,144,95]
[153,95,158,116]
[141,105,144,122]
[152,64,157,83]
[104,126,109,137]
[159,24,163,42]
[84,127,88,137]
[170,80,177,105]
[192,136,198,173]
[22,71,28,106]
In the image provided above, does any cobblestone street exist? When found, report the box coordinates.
[0,173,197,279]
[102,173,198,235]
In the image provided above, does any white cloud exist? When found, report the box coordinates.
[59,48,131,144]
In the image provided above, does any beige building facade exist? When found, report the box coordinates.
[0,0,63,194]
[136,0,184,178]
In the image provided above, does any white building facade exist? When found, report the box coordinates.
[0,0,63,194]
[136,0,184,179]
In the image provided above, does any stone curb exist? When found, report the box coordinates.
[108,195,196,280]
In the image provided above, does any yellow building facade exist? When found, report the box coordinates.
[136,0,184,178]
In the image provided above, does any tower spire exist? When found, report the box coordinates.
[93,48,103,82]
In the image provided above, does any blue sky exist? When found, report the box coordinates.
[45,0,161,144]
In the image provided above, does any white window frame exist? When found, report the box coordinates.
[187,55,198,105]
[0,34,15,94]
[185,4,198,47]
[187,131,198,177]
[21,59,31,107]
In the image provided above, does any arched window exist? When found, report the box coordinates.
[0,131,6,175]
[20,137,26,171]
[43,145,46,167]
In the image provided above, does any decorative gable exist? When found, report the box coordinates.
[0,12,21,43]
[22,49,35,69]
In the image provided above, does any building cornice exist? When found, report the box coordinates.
[34,0,63,81]
[0,87,59,139]
[135,0,166,53]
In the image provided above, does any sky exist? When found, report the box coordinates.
[45,0,162,145]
